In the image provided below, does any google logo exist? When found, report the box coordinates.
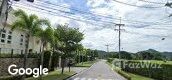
[8,64,48,78]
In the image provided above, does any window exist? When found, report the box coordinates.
[1,34,5,38]
[9,31,12,34]
[7,31,12,44]
[20,34,24,45]
[0,29,6,43]
[1,39,5,43]
[8,35,12,39]
[7,40,11,44]
[2,30,6,33]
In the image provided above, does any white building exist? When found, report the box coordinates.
[0,1,44,54]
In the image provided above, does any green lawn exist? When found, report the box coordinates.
[74,61,95,67]
[25,71,75,80]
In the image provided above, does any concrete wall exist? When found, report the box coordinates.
[0,58,39,76]
[0,25,43,54]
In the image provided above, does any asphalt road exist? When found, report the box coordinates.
[67,60,127,80]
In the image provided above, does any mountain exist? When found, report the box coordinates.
[162,52,172,60]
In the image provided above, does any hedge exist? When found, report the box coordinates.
[122,61,172,80]
[107,58,114,63]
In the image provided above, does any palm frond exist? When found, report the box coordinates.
[11,20,25,30]
[34,19,51,28]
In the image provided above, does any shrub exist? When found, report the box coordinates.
[122,61,172,80]
[117,70,131,80]
[107,58,114,63]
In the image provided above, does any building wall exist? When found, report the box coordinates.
[0,25,42,54]
[0,4,49,54]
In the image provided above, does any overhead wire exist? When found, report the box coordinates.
[112,0,164,8]
[139,0,166,4]
[12,1,172,39]
[32,0,172,25]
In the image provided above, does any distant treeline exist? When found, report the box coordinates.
[97,49,172,60]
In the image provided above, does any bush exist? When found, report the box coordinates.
[122,61,172,80]
[107,58,114,63]
[117,70,131,80]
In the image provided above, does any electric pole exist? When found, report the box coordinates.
[115,17,125,60]
[105,44,109,52]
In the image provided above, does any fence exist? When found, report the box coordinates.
[0,48,40,58]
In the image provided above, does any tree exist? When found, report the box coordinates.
[54,24,84,74]
[11,9,50,79]
[137,49,164,60]
[37,26,54,80]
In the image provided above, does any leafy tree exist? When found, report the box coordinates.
[11,9,50,78]
[54,24,84,74]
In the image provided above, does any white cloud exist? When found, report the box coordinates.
[11,0,172,52]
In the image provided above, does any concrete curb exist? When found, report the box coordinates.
[66,62,97,80]
[63,73,77,80]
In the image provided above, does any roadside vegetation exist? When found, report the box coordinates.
[25,71,75,80]
[0,9,98,80]
[107,56,172,80]
[74,61,96,67]
[106,61,154,80]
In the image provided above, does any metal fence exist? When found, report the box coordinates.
[0,48,39,58]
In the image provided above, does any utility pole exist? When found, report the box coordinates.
[105,44,109,52]
[115,17,125,60]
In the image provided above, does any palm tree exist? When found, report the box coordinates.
[37,27,53,80]
[11,9,50,79]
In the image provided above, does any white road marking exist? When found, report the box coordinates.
[73,78,115,80]
[73,77,80,80]
[80,78,86,80]
[87,78,92,80]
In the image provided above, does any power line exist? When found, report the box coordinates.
[139,0,166,4]
[12,4,112,27]
[15,2,117,25]
[29,0,171,25]
[14,1,172,26]
[112,0,164,8]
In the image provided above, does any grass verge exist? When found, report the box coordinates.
[106,62,154,80]
[25,70,75,80]
[74,61,95,67]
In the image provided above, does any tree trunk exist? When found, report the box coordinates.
[68,59,71,72]
[21,34,30,80]
[69,65,71,72]
[40,41,45,80]
[48,52,52,70]
[61,57,65,74]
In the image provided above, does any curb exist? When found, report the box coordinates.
[66,62,97,80]
[63,73,77,80]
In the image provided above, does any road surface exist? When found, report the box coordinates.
[67,60,126,80]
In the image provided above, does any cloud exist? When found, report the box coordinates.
[11,0,172,52]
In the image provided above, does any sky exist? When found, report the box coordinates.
[12,0,172,52]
